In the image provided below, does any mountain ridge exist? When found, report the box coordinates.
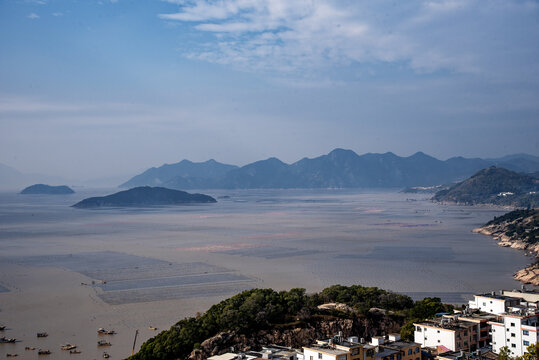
[120,150,539,190]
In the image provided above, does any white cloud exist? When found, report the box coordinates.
[27,13,40,19]
[52,12,63,17]
[158,0,539,82]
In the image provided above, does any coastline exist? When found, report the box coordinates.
[472,224,539,286]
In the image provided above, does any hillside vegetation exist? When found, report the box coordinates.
[433,167,539,207]
[129,285,451,360]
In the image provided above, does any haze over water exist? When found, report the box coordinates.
[0,188,531,359]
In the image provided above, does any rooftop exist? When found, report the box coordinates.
[382,341,420,350]
[415,318,476,331]
[303,344,349,356]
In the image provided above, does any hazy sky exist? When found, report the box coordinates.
[1,0,538,180]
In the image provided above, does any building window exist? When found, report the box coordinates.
[511,333,515,337]
[483,302,486,306]
[397,354,402,360]
[437,330,440,333]
[523,330,529,335]
[310,356,313,360]
[511,344,516,348]
[416,327,422,332]
[408,350,412,355]
[318,353,323,359]
[524,341,530,346]
[415,348,419,354]
[438,340,440,343]
[511,323,515,327]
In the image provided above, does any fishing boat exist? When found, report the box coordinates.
[38,349,51,355]
[148,326,158,331]
[61,344,77,350]
[25,347,36,351]
[37,332,48,338]
[70,349,82,354]
[97,340,112,346]
[6,354,18,357]
[0,336,17,343]
[0,325,6,331]
[103,352,111,358]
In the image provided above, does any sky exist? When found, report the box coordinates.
[1,0,538,180]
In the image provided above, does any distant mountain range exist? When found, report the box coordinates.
[433,167,539,207]
[120,149,539,190]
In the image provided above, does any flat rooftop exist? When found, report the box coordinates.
[415,319,476,331]
[304,345,349,356]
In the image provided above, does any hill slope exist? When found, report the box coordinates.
[21,184,75,194]
[433,167,539,207]
[120,159,238,189]
[73,186,216,208]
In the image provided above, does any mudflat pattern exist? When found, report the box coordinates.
[7,251,254,304]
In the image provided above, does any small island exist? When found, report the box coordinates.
[21,184,75,195]
[72,186,217,208]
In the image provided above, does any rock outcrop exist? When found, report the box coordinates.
[188,316,402,360]
[473,209,538,285]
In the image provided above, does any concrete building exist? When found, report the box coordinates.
[303,334,375,360]
[468,293,520,315]
[414,316,484,352]
[371,334,421,360]
[488,308,539,358]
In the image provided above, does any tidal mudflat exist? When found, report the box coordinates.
[0,189,531,358]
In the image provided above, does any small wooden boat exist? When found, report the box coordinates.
[0,325,6,331]
[0,336,16,343]
[6,354,18,357]
[97,340,111,346]
[70,349,82,354]
[103,352,110,358]
[98,328,116,335]
[148,326,158,331]
[37,332,48,338]
[25,347,36,351]
[61,344,77,350]
[38,349,51,355]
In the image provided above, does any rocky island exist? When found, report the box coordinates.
[72,186,216,208]
[473,209,539,285]
[432,166,539,207]
[20,184,75,194]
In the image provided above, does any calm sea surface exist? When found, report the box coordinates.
[0,188,533,359]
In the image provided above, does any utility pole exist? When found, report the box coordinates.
[132,329,139,356]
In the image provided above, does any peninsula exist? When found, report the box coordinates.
[20,184,75,194]
[473,209,539,285]
[432,166,539,207]
[72,186,216,208]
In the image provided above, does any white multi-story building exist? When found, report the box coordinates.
[468,293,520,315]
[414,317,477,352]
[489,309,539,357]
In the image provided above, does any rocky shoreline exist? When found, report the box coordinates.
[473,213,539,286]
